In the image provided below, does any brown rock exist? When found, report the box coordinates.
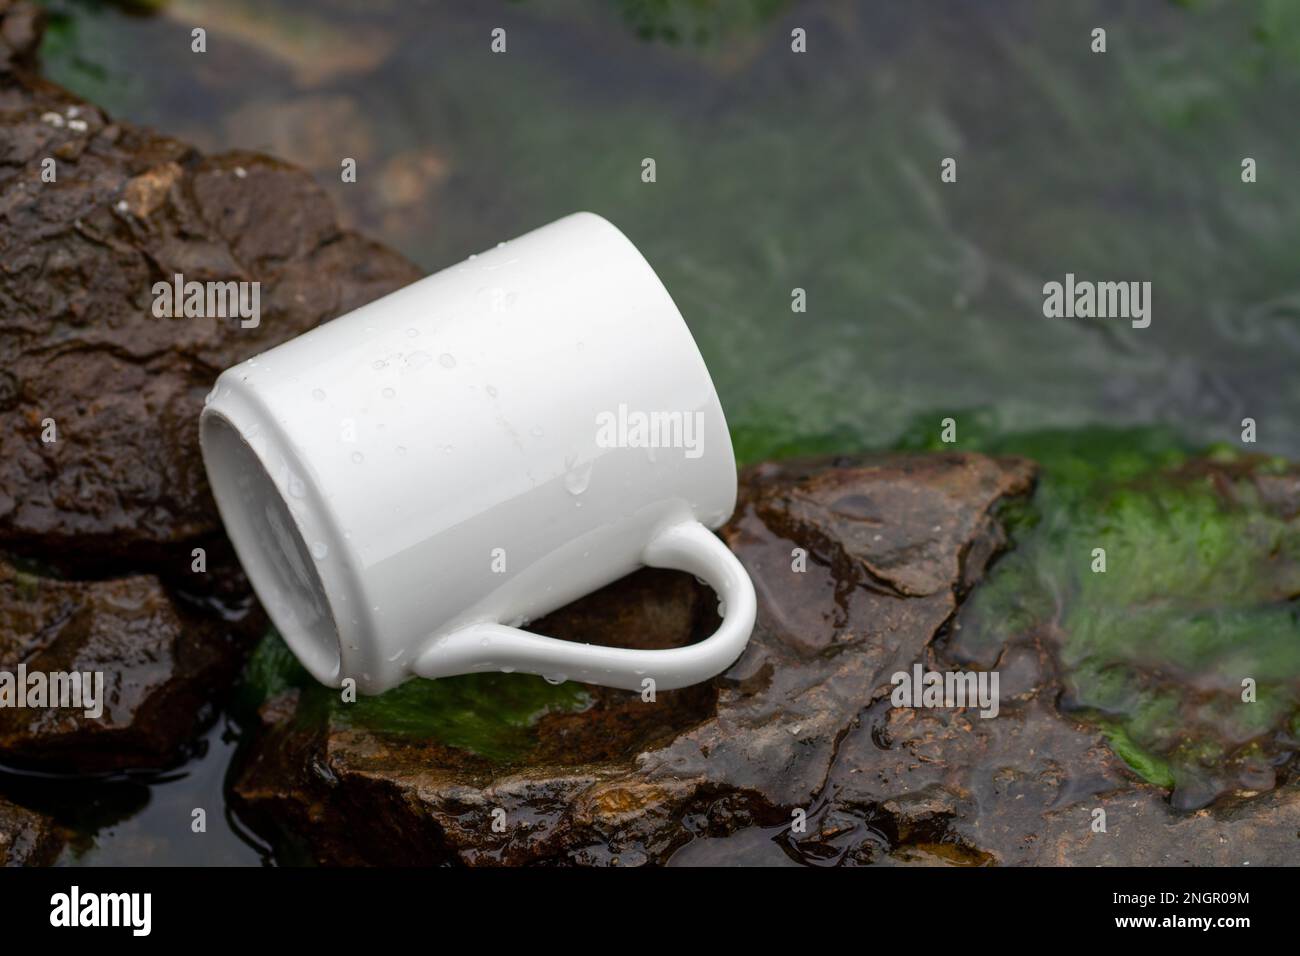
[0,794,62,866]
[232,452,1047,864]
[0,22,423,568]
[0,559,257,770]
[0,2,421,775]
[233,451,1300,864]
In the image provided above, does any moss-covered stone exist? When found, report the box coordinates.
[925,423,1300,808]
[239,632,593,764]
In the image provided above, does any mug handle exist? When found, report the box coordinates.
[411,519,756,691]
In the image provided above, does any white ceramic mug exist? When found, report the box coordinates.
[200,212,755,695]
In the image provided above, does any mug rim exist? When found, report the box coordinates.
[200,385,362,688]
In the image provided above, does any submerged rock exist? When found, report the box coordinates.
[0,794,62,866]
[936,430,1300,812]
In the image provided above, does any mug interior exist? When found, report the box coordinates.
[201,414,341,682]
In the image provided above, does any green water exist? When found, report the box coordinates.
[14,0,1300,861]
[37,0,1300,462]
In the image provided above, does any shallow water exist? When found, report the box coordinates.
[40,0,1300,462]
[14,0,1300,863]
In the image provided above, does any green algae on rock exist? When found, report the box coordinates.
[239,632,592,764]
[920,425,1300,809]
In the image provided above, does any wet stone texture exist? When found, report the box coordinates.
[0,0,423,566]
[0,792,61,866]
[0,0,422,834]
[0,560,254,771]
[235,450,1300,865]
[233,453,1026,864]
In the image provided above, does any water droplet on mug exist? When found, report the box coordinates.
[717,601,727,616]
[406,351,431,370]
[438,352,456,369]
[396,445,407,455]
[563,456,593,496]
[530,425,544,438]
[486,385,498,398]
[544,674,566,686]
[312,388,326,402]
[501,666,515,674]
[351,451,364,464]
[406,328,419,338]
[310,542,329,560]
[372,359,387,370]
[382,387,395,399]
[288,476,306,498]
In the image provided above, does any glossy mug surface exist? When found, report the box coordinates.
[200,212,755,694]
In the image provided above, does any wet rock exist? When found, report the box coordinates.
[827,693,1300,866]
[0,0,419,777]
[0,15,423,567]
[232,452,1044,864]
[0,794,62,866]
[946,439,1300,811]
[234,447,1300,864]
[0,559,257,771]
